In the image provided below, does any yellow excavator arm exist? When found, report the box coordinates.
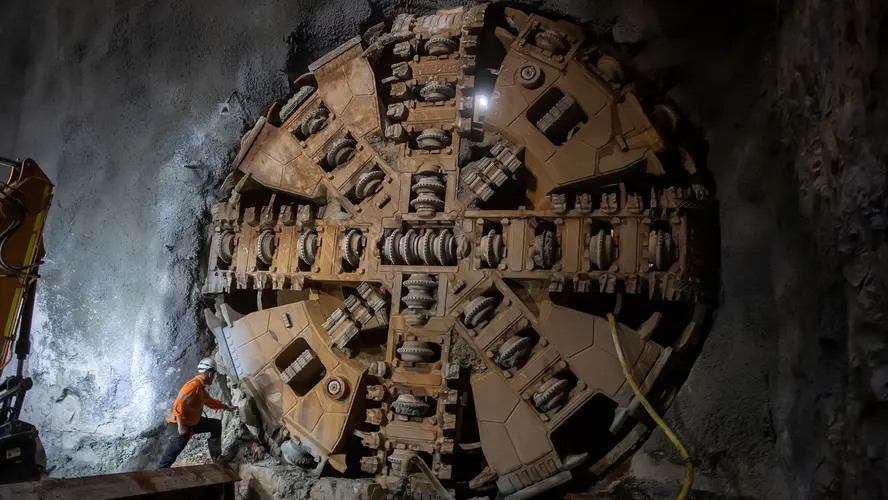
[0,156,53,484]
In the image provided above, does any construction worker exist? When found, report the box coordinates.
[157,357,235,468]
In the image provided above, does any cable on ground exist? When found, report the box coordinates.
[607,312,694,500]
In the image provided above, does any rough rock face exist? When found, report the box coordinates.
[617,0,888,498]
[772,0,888,497]
[1,0,290,477]
[1,0,887,498]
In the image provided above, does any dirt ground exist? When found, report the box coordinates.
[1,0,887,498]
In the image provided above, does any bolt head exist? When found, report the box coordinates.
[327,379,342,395]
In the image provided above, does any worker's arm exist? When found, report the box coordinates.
[177,418,187,436]
[201,386,234,411]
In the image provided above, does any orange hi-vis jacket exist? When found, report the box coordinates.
[165,376,225,426]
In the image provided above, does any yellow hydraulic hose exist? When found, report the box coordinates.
[607,313,694,499]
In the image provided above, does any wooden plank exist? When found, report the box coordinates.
[0,464,241,500]
[588,423,650,476]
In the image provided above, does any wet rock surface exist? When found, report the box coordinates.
[1,0,886,499]
[0,0,292,477]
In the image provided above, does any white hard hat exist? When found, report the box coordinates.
[198,357,217,373]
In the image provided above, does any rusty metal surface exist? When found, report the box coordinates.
[203,5,717,499]
[0,464,240,500]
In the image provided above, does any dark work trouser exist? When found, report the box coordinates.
[157,416,222,468]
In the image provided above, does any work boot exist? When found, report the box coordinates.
[208,437,223,463]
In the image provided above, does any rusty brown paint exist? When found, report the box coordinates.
[202,4,716,499]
